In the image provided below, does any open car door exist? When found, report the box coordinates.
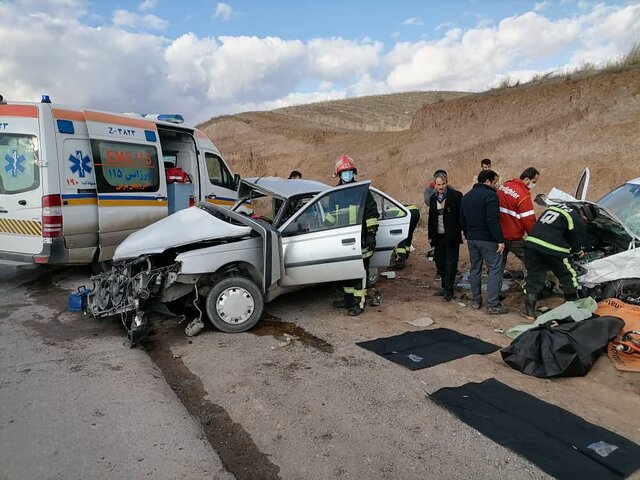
[278,181,371,286]
[575,167,590,201]
[87,111,168,261]
[369,188,410,268]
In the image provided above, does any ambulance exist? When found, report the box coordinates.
[0,96,239,270]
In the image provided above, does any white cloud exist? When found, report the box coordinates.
[403,17,423,26]
[534,1,550,12]
[1,1,639,124]
[214,2,234,21]
[435,21,456,32]
[112,9,168,30]
[138,0,157,12]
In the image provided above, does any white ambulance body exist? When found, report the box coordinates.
[0,100,239,267]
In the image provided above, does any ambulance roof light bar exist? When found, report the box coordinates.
[145,113,185,124]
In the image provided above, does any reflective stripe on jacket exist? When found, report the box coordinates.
[525,205,586,257]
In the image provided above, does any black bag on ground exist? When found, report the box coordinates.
[501,316,623,378]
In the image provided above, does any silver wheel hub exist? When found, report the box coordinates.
[216,287,255,324]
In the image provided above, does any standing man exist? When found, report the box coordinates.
[523,203,598,318]
[427,172,463,301]
[424,169,454,278]
[497,167,540,267]
[330,155,379,316]
[460,170,508,314]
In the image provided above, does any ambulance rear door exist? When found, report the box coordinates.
[86,110,168,261]
[0,104,44,261]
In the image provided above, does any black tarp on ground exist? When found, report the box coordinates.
[501,315,624,378]
[356,328,500,370]
[431,378,640,480]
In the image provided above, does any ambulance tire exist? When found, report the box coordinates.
[603,278,640,305]
[205,276,264,333]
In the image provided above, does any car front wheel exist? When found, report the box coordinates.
[205,276,265,333]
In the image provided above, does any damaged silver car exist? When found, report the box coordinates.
[88,177,410,343]
[537,168,640,304]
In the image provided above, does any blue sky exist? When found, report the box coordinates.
[1,0,638,124]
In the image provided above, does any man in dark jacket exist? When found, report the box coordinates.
[460,170,508,314]
[428,172,463,301]
[523,203,597,318]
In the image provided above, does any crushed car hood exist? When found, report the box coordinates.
[113,206,254,261]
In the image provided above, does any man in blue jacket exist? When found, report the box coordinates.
[460,170,508,314]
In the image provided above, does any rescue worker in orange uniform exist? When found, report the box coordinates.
[329,155,379,316]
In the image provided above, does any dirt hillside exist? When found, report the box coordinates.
[199,68,640,206]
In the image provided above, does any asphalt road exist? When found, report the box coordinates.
[0,264,232,480]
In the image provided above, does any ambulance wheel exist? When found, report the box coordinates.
[205,277,264,333]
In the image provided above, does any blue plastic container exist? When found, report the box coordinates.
[68,286,91,312]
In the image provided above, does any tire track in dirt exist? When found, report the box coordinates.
[145,333,281,480]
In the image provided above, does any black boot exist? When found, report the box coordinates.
[525,295,538,319]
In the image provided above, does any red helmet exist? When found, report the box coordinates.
[335,155,357,176]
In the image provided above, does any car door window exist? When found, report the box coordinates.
[283,184,368,236]
[370,190,407,219]
[205,153,233,189]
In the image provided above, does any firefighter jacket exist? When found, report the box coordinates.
[497,178,536,241]
[324,187,379,258]
[525,205,587,257]
[361,190,379,258]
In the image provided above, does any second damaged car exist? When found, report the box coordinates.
[88,177,410,343]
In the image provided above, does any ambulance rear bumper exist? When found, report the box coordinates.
[0,238,69,265]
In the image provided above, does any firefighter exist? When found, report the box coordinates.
[497,167,540,268]
[392,204,420,269]
[330,155,379,316]
[523,203,599,318]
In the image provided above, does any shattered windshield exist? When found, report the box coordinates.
[597,183,640,238]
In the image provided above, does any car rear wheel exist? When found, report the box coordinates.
[205,276,264,333]
[603,278,640,305]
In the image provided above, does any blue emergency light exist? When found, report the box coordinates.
[155,114,184,124]
[41,94,51,103]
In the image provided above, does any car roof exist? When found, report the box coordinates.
[628,177,640,185]
[241,176,332,198]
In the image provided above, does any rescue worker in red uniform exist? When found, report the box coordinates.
[329,155,379,316]
[524,203,598,318]
[497,167,540,266]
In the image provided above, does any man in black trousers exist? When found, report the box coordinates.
[427,172,463,302]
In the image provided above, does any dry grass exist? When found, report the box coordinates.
[491,42,640,91]
[273,91,469,132]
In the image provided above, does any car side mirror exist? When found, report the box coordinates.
[233,173,241,190]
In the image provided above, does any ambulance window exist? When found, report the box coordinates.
[91,140,160,193]
[205,153,233,189]
[0,134,40,194]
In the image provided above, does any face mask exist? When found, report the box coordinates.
[528,182,537,190]
[340,170,355,183]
